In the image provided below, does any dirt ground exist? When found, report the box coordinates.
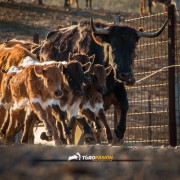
[0,2,132,42]
[0,2,180,180]
[0,144,180,179]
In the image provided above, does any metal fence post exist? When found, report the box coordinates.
[148,91,152,145]
[168,4,177,146]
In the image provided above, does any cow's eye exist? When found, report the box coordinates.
[47,79,52,84]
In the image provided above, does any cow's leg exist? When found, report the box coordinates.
[6,107,22,143]
[98,109,112,143]
[56,121,67,144]
[86,0,88,7]
[82,109,102,143]
[162,4,166,12]
[76,0,79,8]
[28,115,37,144]
[113,83,128,145]
[68,116,77,144]
[0,109,9,137]
[52,105,72,143]
[140,0,146,16]
[46,106,62,146]
[75,116,95,144]
[0,106,7,128]
[64,0,69,8]
[13,109,26,143]
[21,110,34,144]
[31,102,52,138]
[148,0,153,15]
[90,0,92,9]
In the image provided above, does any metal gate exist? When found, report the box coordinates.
[107,5,180,146]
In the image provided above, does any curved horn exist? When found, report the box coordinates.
[137,20,168,38]
[90,18,110,35]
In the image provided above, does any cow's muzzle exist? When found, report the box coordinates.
[73,89,84,96]
[54,89,63,97]
[83,74,91,85]
[97,86,108,95]
[119,73,135,86]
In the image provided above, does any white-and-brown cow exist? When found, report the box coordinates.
[0,44,40,139]
[0,62,64,145]
[69,53,113,144]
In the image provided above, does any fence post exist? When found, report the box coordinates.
[168,5,177,146]
[114,15,121,25]
[113,15,120,142]
[33,32,39,44]
[148,91,152,145]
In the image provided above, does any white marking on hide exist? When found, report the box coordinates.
[12,98,29,110]
[40,61,58,65]
[7,66,21,74]
[67,98,82,119]
[81,102,104,116]
[20,56,39,67]
[41,61,67,66]
[1,102,13,109]
[60,61,68,65]
[20,57,68,68]
[25,106,32,116]
[51,99,68,112]
[32,98,52,110]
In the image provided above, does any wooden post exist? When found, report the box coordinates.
[33,32,39,44]
[168,5,177,146]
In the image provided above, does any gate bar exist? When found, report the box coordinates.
[168,5,177,146]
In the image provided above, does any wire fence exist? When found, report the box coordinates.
[107,5,180,146]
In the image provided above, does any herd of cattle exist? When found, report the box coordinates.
[0,18,168,145]
[1,0,179,16]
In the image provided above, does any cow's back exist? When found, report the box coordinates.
[0,44,39,93]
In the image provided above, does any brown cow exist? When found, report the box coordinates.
[50,59,93,144]
[0,39,39,52]
[64,0,92,9]
[20,58,93,145]
[0,44,39,91]
[0,44,39,135]
[0,63,64,145]
[70,53,112,143]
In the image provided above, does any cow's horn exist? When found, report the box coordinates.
[90,18,110,35]
[137,20,168,38]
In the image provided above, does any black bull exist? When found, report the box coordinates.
[37,19,168,143]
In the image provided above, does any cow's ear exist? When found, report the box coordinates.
[82,62,91,73]
[138,27,144,32]
[45,30,58,40]
[89,54,95,64]
[105,66,112,76]
[68,52,73,61]
[34,65,43,76]
[92,33,109,46]
[0,65,7,74]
